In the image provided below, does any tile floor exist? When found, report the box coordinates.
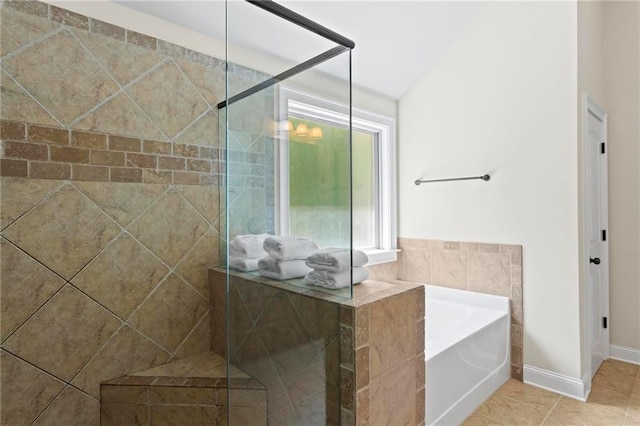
[463,359,640,425]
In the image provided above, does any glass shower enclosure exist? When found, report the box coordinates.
[218,1,355,423]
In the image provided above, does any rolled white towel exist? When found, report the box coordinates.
[304,267,369,289]
[229,256,260,272]
[263,236,319,261]
[305,248,369,273]
[258,256,312,280]
[229,234,269,259]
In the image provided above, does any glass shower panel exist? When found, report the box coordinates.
[221,1,353,424]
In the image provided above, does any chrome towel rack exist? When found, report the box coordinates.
[414,174,491,186]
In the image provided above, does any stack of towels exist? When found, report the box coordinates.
[304,248,369,289]
[228,234,269,272]
[258,236,320,280]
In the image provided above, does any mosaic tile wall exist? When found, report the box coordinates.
[0,1,273,424]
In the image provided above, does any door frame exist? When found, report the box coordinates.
[581,93,610,379]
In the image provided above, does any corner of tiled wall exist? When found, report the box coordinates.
[397,238,524,380]
[339,285,425,425]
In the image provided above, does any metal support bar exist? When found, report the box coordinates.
[414,174,491,186]
[245,0,355,49]
[217,46,348,109]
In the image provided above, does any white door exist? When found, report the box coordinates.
[583,94,609,378]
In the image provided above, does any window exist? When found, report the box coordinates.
[276,88,397,264]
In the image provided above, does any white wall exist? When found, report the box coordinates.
[577,0,605,378]
[399,2,582,378]
[602,1,640,352]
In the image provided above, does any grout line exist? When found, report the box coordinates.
[0,179,66,232]
[0,68,64,128]
[65,322,127,391]
[171,309,210,359]
[67,30,170,141]
[2,181,187,377]
[89,187,212,309]
[0,25,64,63]
[2,347,95,426]
[169,241,213,302]
[172,185,218,232]
[539,396,563,425]
[170,56,215,109]
[171,106,214,142]
[120,57,168,92]
[0,242,67,344]
[66,87,122,128]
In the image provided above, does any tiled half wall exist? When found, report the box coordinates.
[210,269,425,425]
[370,238,524,380]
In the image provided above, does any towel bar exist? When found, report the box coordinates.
[414,174,491,186]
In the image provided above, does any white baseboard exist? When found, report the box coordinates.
[610,344,640,365]
[523,364,590,402]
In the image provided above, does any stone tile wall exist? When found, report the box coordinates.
[0,1,279,424]
[0,1,227,185]
[210,270,342,425]
[397,238,524,380]
[0,178,217,425]
[210,269,426,425]
[339,284,425,426]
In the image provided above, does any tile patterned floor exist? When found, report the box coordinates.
[463,359,640,425]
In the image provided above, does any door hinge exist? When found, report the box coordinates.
[602,229,607,241]
[601,142,606,154]
[603,317,608,329]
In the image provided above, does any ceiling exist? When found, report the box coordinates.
[116,1,482,99]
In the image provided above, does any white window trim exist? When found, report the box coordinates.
[276,87,397,265]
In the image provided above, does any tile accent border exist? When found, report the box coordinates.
[396,237,524,381]
[1,121,217,185]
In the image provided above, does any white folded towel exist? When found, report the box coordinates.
[305,248,369,273]
[229,234,269,259]
[263,236,319,261]
[228,256,260,272]
[304,267,369,289]
[258,256,312,281]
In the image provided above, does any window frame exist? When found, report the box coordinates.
[276,87,397,264]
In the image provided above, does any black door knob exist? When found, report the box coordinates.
[590,257,601,265]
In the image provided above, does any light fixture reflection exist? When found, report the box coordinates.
[295,123,309,136]
[309,127,323,139]
[278,120,293,133]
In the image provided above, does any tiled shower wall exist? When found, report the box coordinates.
[395,238,525,380]
[1,178,216,424]
[210,270,342,424]
[0,2,271,424]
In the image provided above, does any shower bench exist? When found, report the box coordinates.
[100,352,266,425]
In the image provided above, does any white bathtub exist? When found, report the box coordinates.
[425,285,510,426]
